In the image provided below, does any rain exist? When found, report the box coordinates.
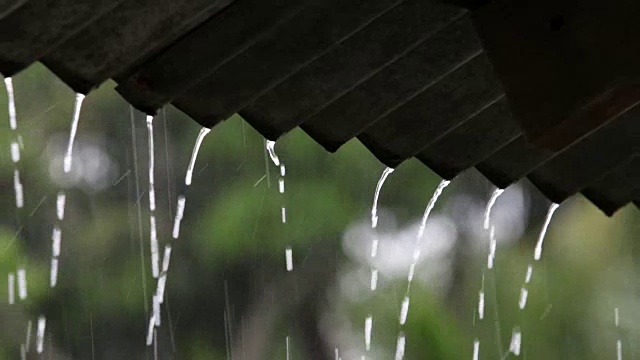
[0,65,637,360]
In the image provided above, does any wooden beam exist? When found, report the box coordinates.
[472,0,640,150]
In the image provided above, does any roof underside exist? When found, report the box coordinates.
[1,0,638,215]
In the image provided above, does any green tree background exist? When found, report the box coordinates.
[0,64,638,359]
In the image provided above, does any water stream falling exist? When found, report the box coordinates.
[36,315,46,354]
[4,77,28,306]
[265,140,292,271]
[508,202,560,356]
[63,94,86,174]
[49,92,86,288]
[147,126,210,346]
[615,307,622,360]
[473,187,505,359]
[364,167,394,355]
[394,333,406,360]
[8,272,15,304]
[394,179,450,360]
[147,115,159,278]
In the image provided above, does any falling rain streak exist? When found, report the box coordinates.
[63,93,86,173]
[17,267,27,300]
[364,315,373,351]
[534,203,560,261]
[4,78,29,302]
[615,308,622,360]
[473,187,504,359]
[472,339,480,360]
[394,333,406,360]
[509,202,560,356]
[394,179,450,359]
[147,116,159,278]
[49,93,86,288]
[364,167,394,354]
[147,126,210,346]
[8,272,15,304]
[509,328,522,356]
[265,140,292,271]
[36,316,46,354]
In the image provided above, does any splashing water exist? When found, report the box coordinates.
[264,140,292,271]
[393,180,450,358]
[63,93,86,173]
[36,316,46,354]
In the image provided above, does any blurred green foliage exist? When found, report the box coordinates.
[0,64,637,360]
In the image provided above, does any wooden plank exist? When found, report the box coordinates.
[171,0,403,128]
[527,104,640,202]
[301,16,482,152]
[475,136,551,189]
[42,0,234,93]
[582,157,640,215]
[239,0,465,139]
[473,0,640,150]
[116,0,304,114]
[0,0,122,76]
[416,97,520,180]
[357,53,502,168]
